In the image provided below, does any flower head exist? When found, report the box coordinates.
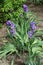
[23,4,28,12]
[28,31,33,38]
[6,20,11,26]
[10,22,16,29]
[6,20,16,36]
[30,22,36,31]
[28,22,37,38]
[10,29,16,36]
[6,20,16,28]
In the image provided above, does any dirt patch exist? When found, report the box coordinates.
[0,24,7,46]
[0,24,7,38]
[29,4,43,21]
[26,1,43,21]
[0,59,9,65]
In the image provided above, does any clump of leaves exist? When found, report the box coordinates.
[0,0,26,22]
[0,43,17,58]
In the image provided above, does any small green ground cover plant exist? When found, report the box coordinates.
[0,4,43,65]
[0,0,26,28]
[0,0,26,22]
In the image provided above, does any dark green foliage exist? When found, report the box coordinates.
[0,0,26,22]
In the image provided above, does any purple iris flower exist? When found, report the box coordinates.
[10,22,16,29]
[6,20,11,26]
[10,29,16,36]
[28,31,33,38]
[30,22,36,31]
[23,4,28,12]
[6,20,16,28]
[28,22,37,38]
[6,20,16,36]
[10,22,16,36]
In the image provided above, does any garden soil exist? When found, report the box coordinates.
[29,4,43,21]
